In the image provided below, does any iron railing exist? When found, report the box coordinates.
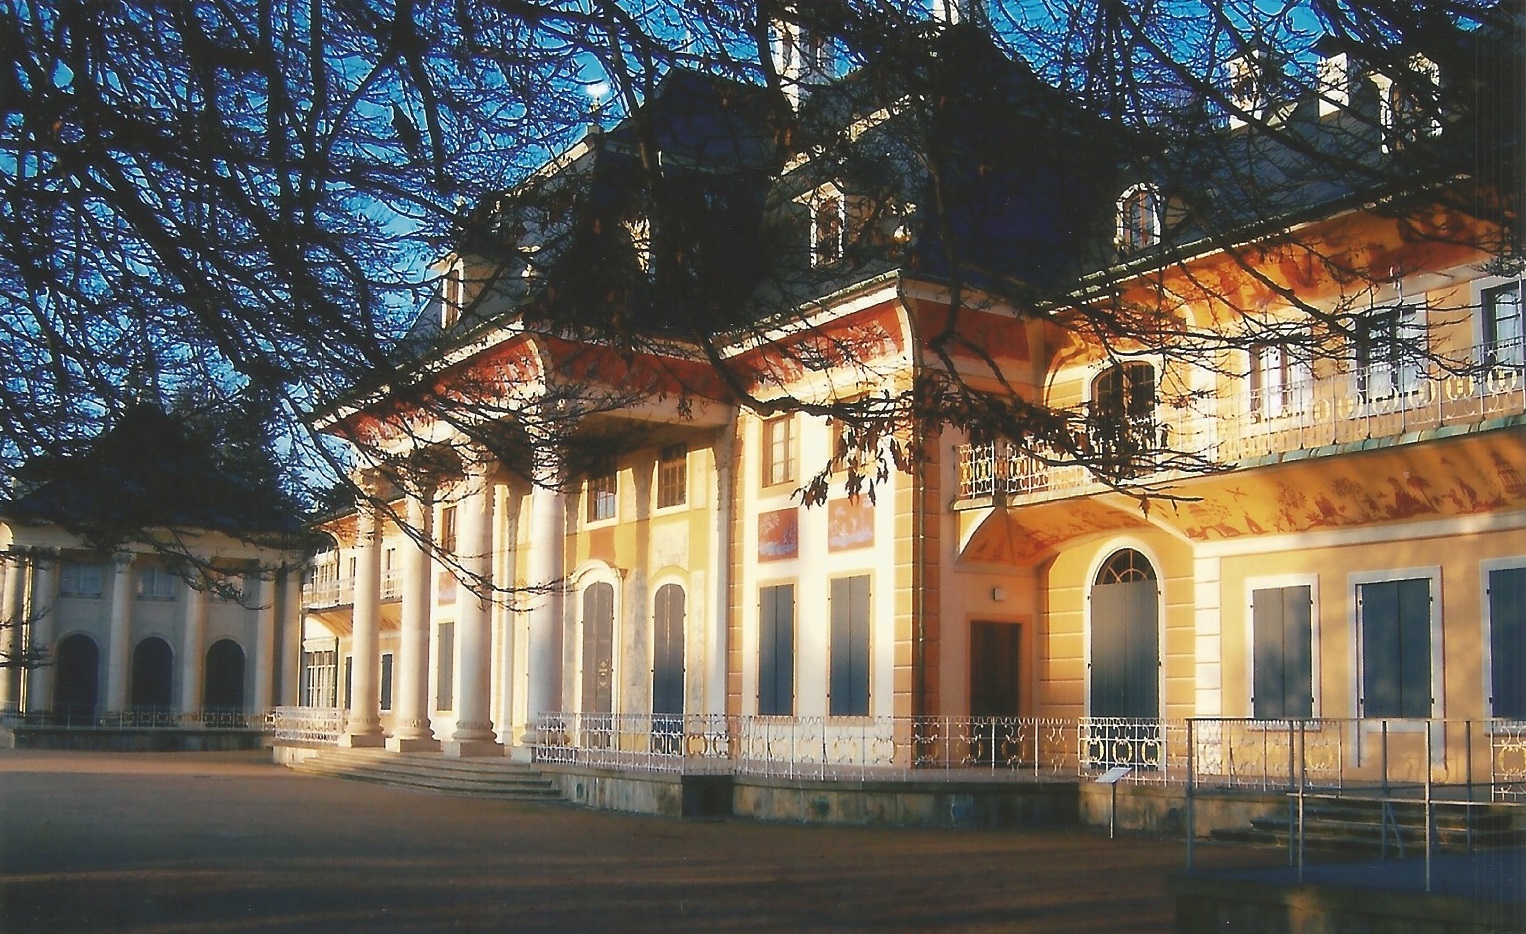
[956,348,1525,503]
[533,714,1197,783]
[0,706,262,729]
[269,706,346,745]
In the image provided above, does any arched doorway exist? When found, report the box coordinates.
[580,582,614,717]
[130,637,174,713]
[651,584,685,754]
[203,639,246,715]
[52,634,99,724]
[1088,549,1160,718]
[1087,549,1161,769]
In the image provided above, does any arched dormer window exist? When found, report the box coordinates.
[797,183,873,268]
[1370,54,1442,153]
[1116,185,1159,254]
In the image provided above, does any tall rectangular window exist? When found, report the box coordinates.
[657,443,688,509]
[343,656,353,709]
[762,415,795,487]
[1359,578,1432,718]
[379,653,394,711]
[587,467,617,522]
[436,623,455,711]
[439,505,458,554]
[1251,585,1314,718]
[1482,281,1524,368]
[1249,343,1311,419]
[829,575,871,716]
[1489,566,1526,718]
[758,584,795,716]
[1356,306,1420,400]
[59,561,104,597]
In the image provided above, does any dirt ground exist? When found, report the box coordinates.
[0,749,1282,933]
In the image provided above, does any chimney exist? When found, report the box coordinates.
[932,0,988,27]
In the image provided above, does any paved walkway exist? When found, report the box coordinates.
[0,749,1278,932]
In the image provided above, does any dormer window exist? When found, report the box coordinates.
[799,184,874,268]
[441,260,465,329]
[1225,48,1275,128]
[623,217,652,273]
[1371,55,1441,153]
[813,193,844,266]
[1116,185,1160,254]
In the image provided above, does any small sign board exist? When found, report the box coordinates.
[1096,766,1133,785]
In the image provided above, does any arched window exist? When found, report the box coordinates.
[130,637,174,711]
[203,639,246,712]
[1089,363,1159,476]
[1116,185,1159,253]
[52,634,99,724]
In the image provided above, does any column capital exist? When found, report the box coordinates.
[112,552,135,569]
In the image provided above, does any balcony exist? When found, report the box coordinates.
[302,570,402,610]
[957,344,1524,506]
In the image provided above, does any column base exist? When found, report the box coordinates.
[386,736,441,753]
[338,732,386,749]
[507,743,535,764]
[442,739,504,758]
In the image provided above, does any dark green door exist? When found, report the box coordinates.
[1089,550,1159,719]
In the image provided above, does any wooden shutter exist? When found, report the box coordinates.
[1490,568,1526,717]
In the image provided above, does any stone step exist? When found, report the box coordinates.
[290,748,562,800]
[1212,799,1525,852]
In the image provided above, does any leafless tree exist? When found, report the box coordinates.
[0,0,1518,605]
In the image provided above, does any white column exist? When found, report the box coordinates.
[0,548,27,708]
[522,451,566,743]
[279,569,302,706]
[25,550,58,714]
[178,577,206,715]
[390,484,439,751]
[254,575,277,713]
[340,497,385,746]
[103,552,134,714]
[494,481,519,745]
[708,431,734,716]
[446,456,501,757]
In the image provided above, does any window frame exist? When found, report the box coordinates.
[1350,566,1442,723]
[1354,303,1423,401]
[757,582,797,717]
[586,466,618,524]
[1115,184,1160,253]
[656,442,688,510]
[58,560,105,598]
[1248,339,1313,420]
[1478,277,1524,370]
[1244,575,1320,720]
[134,564,178,602]
[1482,556,1526,721]
[761,414,796,488]
[828,573,872,718]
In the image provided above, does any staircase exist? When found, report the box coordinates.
[1213,795,1526,854]
[289,747,563,801]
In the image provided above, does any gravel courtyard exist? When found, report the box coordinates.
[0,749,1274,932]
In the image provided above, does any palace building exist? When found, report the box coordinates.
[289,4,1523,788]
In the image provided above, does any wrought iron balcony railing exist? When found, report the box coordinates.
[957,347,1524,504]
